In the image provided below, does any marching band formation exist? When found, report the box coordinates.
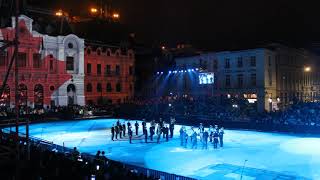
[110,119,225,150]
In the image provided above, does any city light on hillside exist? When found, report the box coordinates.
[55,10,63,17]
[112,13,120,19]
[90,7,98,14]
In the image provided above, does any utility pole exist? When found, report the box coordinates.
[14,0,20,161]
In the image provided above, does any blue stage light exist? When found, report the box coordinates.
[169,71,172,74]
[161,72,164,74]
[195,68,199,71]
[157,72,160,74]
[184,70,187,72]
[188,69,191,72]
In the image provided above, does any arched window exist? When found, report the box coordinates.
[0,85,10,107]
[86,83,92,92]
[18,84,28,106]
[116,83,121,92]
[97,83,102,92]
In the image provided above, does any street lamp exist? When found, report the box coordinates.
[304,66,311,72]
[55,10,66,34]
[90,7,98,14]
[55,10,63,17]
[112,13,120,19]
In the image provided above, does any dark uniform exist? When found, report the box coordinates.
[119,125,123,138]
[213,131,219,149]
[169,122,174,138]
[111,126,115,141]
[219,128,224,147]
[122,124,126,137]
[135,121,139,135]
[164,126,169,142]
[143,128,148,143]
[142,121,146,135]
[115,126,119,140]
[129,127,133,144]
[149,126,154,141]
[202,131,209,149]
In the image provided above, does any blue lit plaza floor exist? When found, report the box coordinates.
[9,119,320,180]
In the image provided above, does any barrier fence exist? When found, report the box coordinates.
[0,129,196,180]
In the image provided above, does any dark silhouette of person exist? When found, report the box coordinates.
[135,121,139,135]
[111,126,115,141]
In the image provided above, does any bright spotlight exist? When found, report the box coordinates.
[195,68,199,71]
[191,69,194,71]
[169,71,172,74]
[161,72,164,74]
[157,72,160,75]
[184,70,187,72]
[188,69,191,72]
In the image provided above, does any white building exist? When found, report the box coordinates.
[175,45,318,113]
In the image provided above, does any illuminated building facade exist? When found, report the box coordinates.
[0,15,135,108]
[175,45,319,112]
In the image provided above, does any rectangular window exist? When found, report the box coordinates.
[251,73,256,87]
[17,52,27,67]
[106,83,112,92]
[0,51,6,66]
[225,58,230,69]
[106,65,111,75]
[66,56,74,71]
[225,75,231,87]
[237,57,243,68]
[87,63,91,74]
[250,56,256,67]
[97,64,101,75]
[237,74,243,88]
[33,53,41,68]
[129,66,133,75]
[116,65,120,75]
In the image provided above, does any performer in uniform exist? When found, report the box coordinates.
[213,130,219,149]
[134,121,139,135]
[169,117,175,138]
[111,125,115,141]
[122,123,126,137]
[219,127,224,147]
[202,130,209,149]
[115,125,119,140]
[128,126,133,144]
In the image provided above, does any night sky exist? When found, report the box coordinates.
[26,0,320,50]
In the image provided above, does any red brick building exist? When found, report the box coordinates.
[84,47,135,105]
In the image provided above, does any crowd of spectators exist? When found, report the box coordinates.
[0,132,156,180]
